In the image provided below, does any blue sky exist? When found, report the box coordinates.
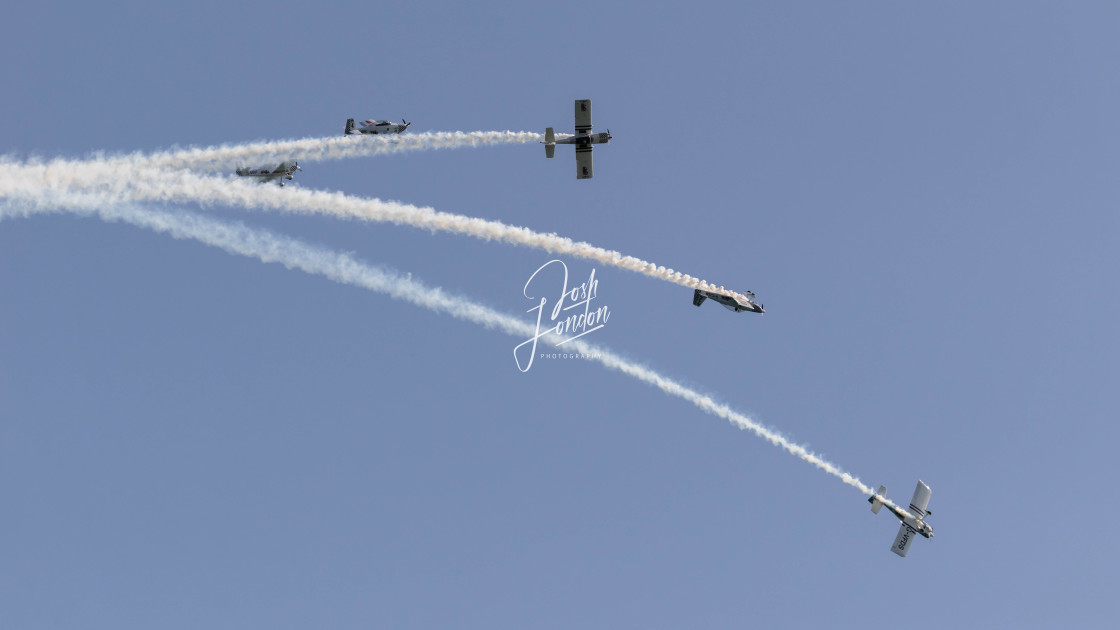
[2,1,1119,628]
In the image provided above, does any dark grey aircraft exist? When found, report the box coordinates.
[235,160,300,187]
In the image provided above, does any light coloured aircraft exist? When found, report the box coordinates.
[543,99,611,179]
[235,161,300,187]
[869,481,934,557]
[692,288,764,314]
[345,118,411,135]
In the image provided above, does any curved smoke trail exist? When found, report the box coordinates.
[1,194,897,515]
[0,160,751,300]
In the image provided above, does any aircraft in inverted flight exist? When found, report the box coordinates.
[345,118,411,135]
[869,481,934,557]
[235,160,300,187]
[543,99,611,179]
[692,288,764,314]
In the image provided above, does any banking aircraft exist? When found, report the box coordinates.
[543,99,611,179]
[235,160,300,187]
[345,118,411,135]
[869,481,934,557]
[692,288,765,314]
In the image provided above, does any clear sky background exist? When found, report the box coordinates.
[2,2,1118,628]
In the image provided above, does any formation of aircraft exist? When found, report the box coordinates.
[345,118,411,135]
[235,160,300,187]
[223,102,937,557]
[869,481,934,557]
[692,288,764,314]
[543,99,612,179]
[228,104,767,317]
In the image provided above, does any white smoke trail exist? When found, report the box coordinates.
[2,194,894,513]
[119,130,547,171]
[0,131,543,203]
[0,161,750,300]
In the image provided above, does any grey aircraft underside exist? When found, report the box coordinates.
[692,288,765,314]
[345,118,411,135]
[235,160,300,187]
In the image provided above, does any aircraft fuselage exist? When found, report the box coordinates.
[872,491,934,538]
[553,132,612,147]
[891,509,934,539]
[693,288,764,313]
[345,118,410,135]
[235,161,299,186]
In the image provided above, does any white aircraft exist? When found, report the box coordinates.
[235,160,300,187]
[869,481,934,557]
[692,288,765,314]
[345,118,411,135]
[543,99,611,179]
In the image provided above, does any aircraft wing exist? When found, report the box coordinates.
[576,146,594,179]
[908,480,932,518]
[891,523,917,557]
[574,99,592,133]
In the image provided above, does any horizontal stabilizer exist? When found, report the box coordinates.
[692,289,707,307]
[544,127,555,158]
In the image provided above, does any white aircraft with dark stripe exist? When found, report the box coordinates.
[345,118,411,135]
[543,99,611,179]
[692,288,764,314]
[869,481,934,557]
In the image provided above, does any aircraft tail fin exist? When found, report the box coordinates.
[692,289,707,307]
[345,118,355,135]
[869,486,887,514]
